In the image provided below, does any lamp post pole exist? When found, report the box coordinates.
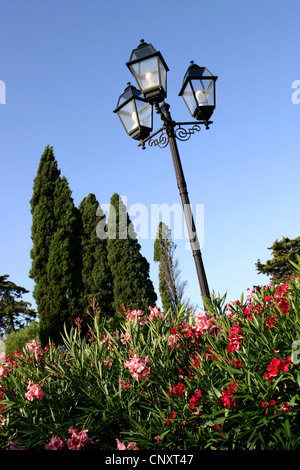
[156,101,210,300]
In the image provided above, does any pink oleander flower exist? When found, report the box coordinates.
[275,282,289,297]
[265,315,278,329]
[282,402,290,412]
[167,327,182,351]
[25,339,42,354]
[118,378,132,390]
[104,357,112,368]
[120,332,132,345]
[116,438,126,450]
[264,356,291,382]
[7,441,24,450]
[116,439,139,450]
[45,435,65,450]
[166,381,186,398]
[67,428,92,450]
[0,363,11,379]
[101,331,117,350]
[195,312,217,334]
[165,410,176,425]
[189,390,202,410]
[125,309,149,329]
[25,380,44,401]
[226,324,244,353]
[124,354,150,381]
[276,297,290,315]
[148,306,165,320]
[127,442,140,450]
[218,380,238,408]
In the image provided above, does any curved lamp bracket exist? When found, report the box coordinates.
[138,120,212,149]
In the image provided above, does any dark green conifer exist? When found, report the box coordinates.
[106,193,157,316]
[30,146,83,345]
[43,177,83,344]
[78,193,114,320]
[29,145,61,335]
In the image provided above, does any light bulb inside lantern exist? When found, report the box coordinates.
[145,71,155,87]
[195,89,207,106]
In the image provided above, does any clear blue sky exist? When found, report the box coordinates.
[1,0,300,313]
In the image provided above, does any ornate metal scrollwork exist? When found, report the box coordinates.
[139,119,211,149]
[174,123,201,141]
[148,129,169,148]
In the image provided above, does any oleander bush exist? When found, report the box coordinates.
[1,270,300,450]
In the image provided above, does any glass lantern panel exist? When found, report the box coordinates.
[131,57,160,92]
[130,44,156,61]
[182,81,197,115]
[201,67,213,77]
[192,78,214,106]
[117,88,134,107]
[118,100,139,134]
[135,100,152,129]
[158,58,167,93]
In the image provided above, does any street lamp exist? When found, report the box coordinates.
[126,39,169,104]
[179,61,217,122]
[114,82,153,141]
[114,40,218,301]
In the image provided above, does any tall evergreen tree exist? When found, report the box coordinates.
[0,275,36,336]
[29,146,61,329]
[78,193,114,319]
[107,193,157,316]
[256,236,300,284]
[44,177,83,344]
[30,146,83,345]
[154,222,187,313]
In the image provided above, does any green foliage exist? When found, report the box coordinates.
[107,193,157,316]
[4,322,40,358]
[78,194,114,321]
[30,146,83,345]
[0,275,36,336]
[44,177,83,345]
[29,145,61,306]
[256,235,300,284]
[1,263,300,450]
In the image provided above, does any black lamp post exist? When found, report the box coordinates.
[114,40,218,301]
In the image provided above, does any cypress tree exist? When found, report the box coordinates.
[44,177,83,344]
[154,222,187,314]
[78,193,114,320]
[30,146,83,345]
[107,193,157,316]
[29,145,61,331]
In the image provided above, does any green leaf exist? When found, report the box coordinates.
[283,419,291,438]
